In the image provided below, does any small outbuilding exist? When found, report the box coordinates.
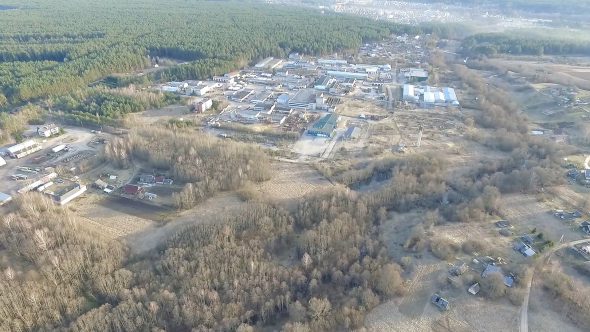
[0,192,12,205]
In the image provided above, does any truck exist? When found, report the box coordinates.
[52,144,67,153]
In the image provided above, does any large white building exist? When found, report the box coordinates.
[0,156,5,167]
[403,84,417,102]
[7,140,42,159]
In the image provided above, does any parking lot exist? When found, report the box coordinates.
[0,126,105,195]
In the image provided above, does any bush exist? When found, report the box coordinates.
[430,237,459,260]
[507,287,525,306]
[374,263,404,296]
[404,225,427,252]
[480,273,506,299]
[462,239,487,255]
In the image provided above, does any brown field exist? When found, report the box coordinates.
[501,193,585,242]
[255,161,335,206]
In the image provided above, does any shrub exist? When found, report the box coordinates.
[430,237,459,260]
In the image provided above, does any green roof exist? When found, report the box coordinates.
[312,113,338,130]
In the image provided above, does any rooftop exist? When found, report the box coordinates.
[290,89,317,104]
[312,113,339,131]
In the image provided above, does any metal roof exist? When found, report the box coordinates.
[0,192,12,202]
[7,140,39,153]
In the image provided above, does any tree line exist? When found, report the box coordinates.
[462,33,590,57]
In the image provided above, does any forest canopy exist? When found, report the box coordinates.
[0,0,420,105]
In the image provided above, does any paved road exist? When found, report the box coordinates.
[519,238,590,332]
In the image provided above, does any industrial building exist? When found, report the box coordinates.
[230,89,254,102]
[190,84,212,96]
[253,102,276,114]
[314,76,334,91]
[194,99,213,113]
[327,70,368,80]
[53,184,87,206]
[277,93,290,105]
[403,84,418,102]
[7,140,42,159]
[401,68,429,82]
[0,156,5,167]
[161,82,187,93]
[307,113,340,137]
[288,89,318,110]
[236,109,261,123]
[213,71,240,83]
[318,59,348,66]
[38,123,60,138]
[403,84,460,107]
[443,87,460,106]
[251,91,273,104]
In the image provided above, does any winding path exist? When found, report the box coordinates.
[519,238,590,332]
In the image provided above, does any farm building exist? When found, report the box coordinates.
[139,174,156,184]
[7,140,42,159]
[53,184,87,206]
[307,113,340,138]
[123,184,144,196]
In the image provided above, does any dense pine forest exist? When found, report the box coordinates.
[0,0,417,106]
[462,32,590,57]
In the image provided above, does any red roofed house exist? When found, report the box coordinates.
[123,184,144,196]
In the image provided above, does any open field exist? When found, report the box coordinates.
[500,194,585,242]
[255,162,334,204]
